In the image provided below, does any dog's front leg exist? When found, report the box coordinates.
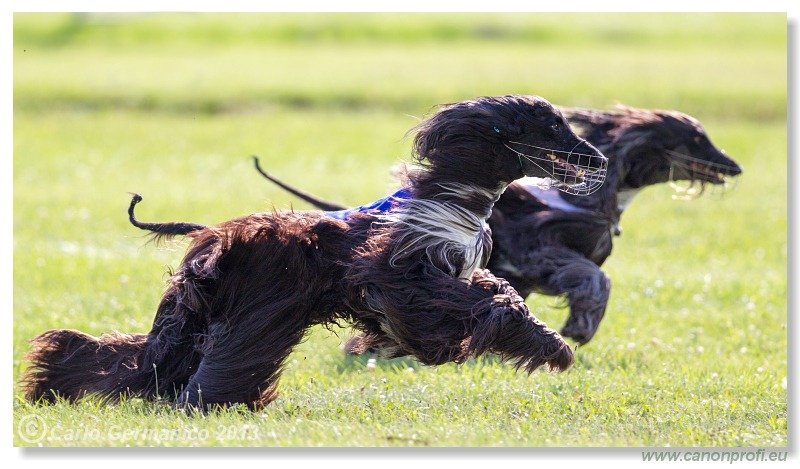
[515,247,611,345]
[464,269,574,372]
[350,267,574,372]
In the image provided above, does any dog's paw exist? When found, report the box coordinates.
[560,314,601,345]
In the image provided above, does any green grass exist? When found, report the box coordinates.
[12,12,787,448]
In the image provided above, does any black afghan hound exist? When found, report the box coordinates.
[233,105,743,346]
[22,95,607,409]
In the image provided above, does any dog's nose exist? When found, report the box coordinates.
[725,160,743,177]
[716,151,743,176]
[579,140,607,170]
[564,330,592,346]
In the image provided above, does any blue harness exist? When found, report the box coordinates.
[324,186,412,220]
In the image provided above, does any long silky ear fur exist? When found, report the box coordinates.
[409,100,504,167]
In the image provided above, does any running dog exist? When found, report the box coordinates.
[23,95,607,409]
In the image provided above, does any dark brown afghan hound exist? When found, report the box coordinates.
[228,105,743,346]
[22,95,607,409]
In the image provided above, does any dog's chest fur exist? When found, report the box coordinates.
[382,195,494,281]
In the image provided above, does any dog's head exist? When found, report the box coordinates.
[411,95,607,194]
[604,106,743,191]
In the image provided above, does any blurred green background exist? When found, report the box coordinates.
[13,12,787,447]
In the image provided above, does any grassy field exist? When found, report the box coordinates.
[12,13,787,449]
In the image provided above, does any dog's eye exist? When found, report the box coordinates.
[551,122,560,131]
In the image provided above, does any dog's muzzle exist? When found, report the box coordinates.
[505,140,608,196]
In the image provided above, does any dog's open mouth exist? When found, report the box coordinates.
[666,149,742,199]
[666,149,741,186]
[504,141,607,196]
[688,162,730,185]
[547,153,588,184]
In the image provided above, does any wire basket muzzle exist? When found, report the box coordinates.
[505,141,608,196]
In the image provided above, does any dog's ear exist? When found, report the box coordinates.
[408,103,482,164]
[410,110,446,163]
[410,97,525,164]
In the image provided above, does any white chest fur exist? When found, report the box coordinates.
[378,195,491,281]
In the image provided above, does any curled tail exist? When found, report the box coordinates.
[128,193,206,242]
[252,155,347,211]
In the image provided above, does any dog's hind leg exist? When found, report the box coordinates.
[23,270,209,404]
[23,330,151,403]
[513,247,611,345]
[172,217,333,410]
[174,303,311,410]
